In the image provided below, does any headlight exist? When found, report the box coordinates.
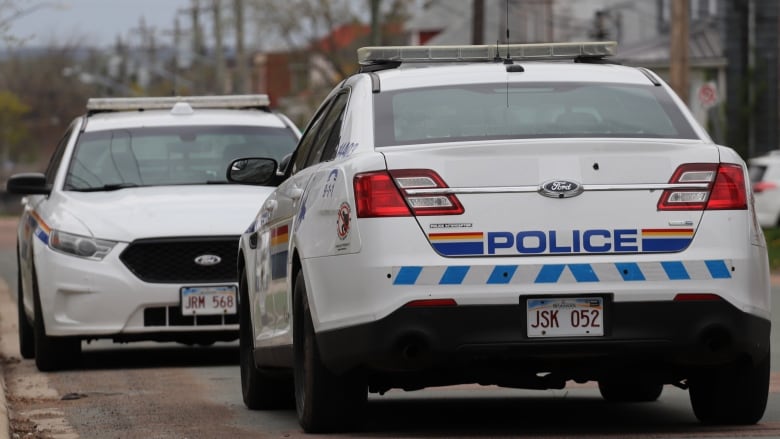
[49,230,117,260]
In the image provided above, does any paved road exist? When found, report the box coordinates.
[1,216,779,438]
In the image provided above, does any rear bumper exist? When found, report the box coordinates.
[316,299,771,380]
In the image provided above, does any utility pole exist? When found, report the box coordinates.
[472,0,484,45]
[234,0,250,93]
[370,0,381,45]
[669,0,689,104]
[191,0,205,57]
[212,0,225,93]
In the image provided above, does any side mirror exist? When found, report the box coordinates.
[6,173,51,195]
[226,158,279,185]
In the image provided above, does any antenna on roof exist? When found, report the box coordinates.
[504,0,513,64]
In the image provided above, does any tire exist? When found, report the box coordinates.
[31,266,81,372]
[598,378,663,402]
[689,354,770,425]
[293,270,366,433]
[17,259,35,359]
[239,268,294,409]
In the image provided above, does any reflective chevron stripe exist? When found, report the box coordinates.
[392,260,732,286]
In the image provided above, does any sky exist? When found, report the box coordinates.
[6,0,191,47]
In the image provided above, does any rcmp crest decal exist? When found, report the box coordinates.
[337,202,351,240]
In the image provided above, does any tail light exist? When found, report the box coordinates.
[658,163,747,211]
[753,181,777,194]
[354,169,464,218]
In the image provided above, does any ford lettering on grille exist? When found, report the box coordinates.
[194,254,222,266]
[540,179,583,198]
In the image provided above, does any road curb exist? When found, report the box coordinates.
[0,280,11,439]
[0,368,8,439]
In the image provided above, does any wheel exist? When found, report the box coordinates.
[17,258,35,359]
[598,378,663,402]
[689,354,770,425]
[293,270,366,433]
[31,266,81,372]
[239,268,293,409]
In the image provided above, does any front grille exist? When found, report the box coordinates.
[120,236,239,283]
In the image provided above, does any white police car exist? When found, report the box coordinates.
[229,43,771,432]
[749,150,780,227]
[7,95,300,371]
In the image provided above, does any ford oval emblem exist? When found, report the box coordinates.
[539,179,584,199]
[194,254,222,266]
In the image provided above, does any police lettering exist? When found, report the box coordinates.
[487,229,639,254]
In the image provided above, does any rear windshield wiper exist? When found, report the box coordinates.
[69,183,141,192]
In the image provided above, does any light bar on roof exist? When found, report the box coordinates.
[86,94,271,112]
[357,41,617,65]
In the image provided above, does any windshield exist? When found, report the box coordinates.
[64,125,297,190]
[373,82,699,146]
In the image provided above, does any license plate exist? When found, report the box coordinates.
[180,285,238,316]
[526,297,604,338]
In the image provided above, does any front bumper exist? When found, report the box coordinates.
[316,299,771,382]
[33,240,238,342]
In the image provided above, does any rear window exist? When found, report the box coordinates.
[65,125,297,190]
[373,82,698,146]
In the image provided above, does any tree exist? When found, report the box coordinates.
[247,0,410,120]
[0,0,54,46]
[250,0,409,81]
[0,44,99,168]
[0,90,30,167]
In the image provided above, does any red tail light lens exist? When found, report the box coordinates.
[658,163,747,211]
[707,164,747,210]
[354,169,464,218]
[354,171,411,217]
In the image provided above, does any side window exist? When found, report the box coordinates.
[290,100,334,175]
[311,92,349,165]
[45,122,77,185]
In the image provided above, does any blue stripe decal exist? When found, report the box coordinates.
[705,260,731,279]
[615,262,646,281]
[440,266,470,285]
[392,259,731,285]
[394,266,423,285]
[661,261,690,280]
[641,238,692,252]
[535,264,565,283]
[431,242,484,256]
[568,264,599,282]
[487,265,517,284]
[34,228,49,245]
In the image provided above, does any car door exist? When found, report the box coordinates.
[252,91,350,344]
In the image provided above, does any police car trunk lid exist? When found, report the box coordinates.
[380,139,721,257]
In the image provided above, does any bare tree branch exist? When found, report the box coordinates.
[1,1,62,45]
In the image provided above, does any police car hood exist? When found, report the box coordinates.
[381,139,720,257]
[58,185,273,241]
